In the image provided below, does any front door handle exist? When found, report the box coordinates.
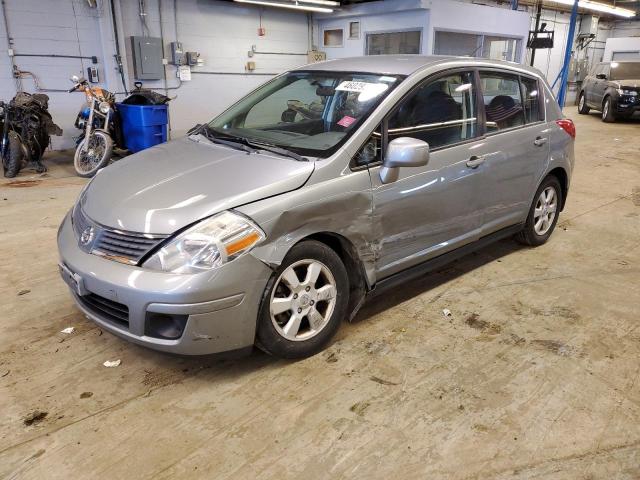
[466,155,485,168]
[534,136,548,147]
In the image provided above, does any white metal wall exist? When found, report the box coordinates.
[0,0,310,149]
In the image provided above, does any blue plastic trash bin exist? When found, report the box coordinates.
[116,103,168,153]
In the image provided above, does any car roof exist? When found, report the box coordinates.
[297,54,543,77]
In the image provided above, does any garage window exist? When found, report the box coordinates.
[323,28,344,47]
[434,31,521,62]
[366,30,421,55]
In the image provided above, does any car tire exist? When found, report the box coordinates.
[256,240,349,359]
[515,175,563,247]
[577,92,590,114]
[3,131,24,178]
[602,97,616,123]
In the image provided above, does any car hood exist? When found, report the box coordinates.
[82,136,314,234]
[614,79,640,88]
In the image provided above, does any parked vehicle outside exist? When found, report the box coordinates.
[57,56,575,359]
[578,60,640,122]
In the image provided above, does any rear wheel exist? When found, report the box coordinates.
[515,176,562,247]
[3,131,24,178]
[578,92,590,114]
[256,240,349,359]
[74,130,112,178]
[602,97,616,122]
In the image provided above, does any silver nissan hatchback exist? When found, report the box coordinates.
[58,56,575,359]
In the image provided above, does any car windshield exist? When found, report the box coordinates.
[206,71,403,158]
[609,62,640,81]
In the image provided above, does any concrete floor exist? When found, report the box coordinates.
[1,107,639,479]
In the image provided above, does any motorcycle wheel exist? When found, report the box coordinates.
[3,131,24,178]
[74,130,113,178]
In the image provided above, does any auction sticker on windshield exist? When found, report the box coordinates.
[336,81,374,92]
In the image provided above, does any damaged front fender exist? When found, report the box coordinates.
[236,164,376,317]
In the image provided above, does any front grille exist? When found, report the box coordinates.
[78,292,129,328]
[94,229,166,264]
[72,205,167,264]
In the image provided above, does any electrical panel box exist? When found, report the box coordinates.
[170,41,184,65]
[186,51,200,66]
[130,36,163,80]
[87,66,99,83]
[579,15,599,38]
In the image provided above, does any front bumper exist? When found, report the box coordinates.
[615,96,640,115]
[57,212,273,355]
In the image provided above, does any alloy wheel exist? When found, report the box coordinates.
[269,259,337,341]
[602,100,609,120]
[579,94,585,110]
[533,186,558,236]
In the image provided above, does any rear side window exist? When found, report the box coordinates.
[387,71,478,149]
[520,76,543,123]
[480,71,524,132]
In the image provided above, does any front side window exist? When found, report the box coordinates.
[520,76,543,123]
[387,71,478,149]
[480,72,524,132]
[208,71,402,157]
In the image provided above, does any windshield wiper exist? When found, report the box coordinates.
[193,124,257,154]
[241,139,308,162]
[195,125,308,162]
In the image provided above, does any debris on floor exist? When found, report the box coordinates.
[17,289,31,296]
[442,308,452,317]
[103,359,121,368]
[80,392,93,399]
[369,376,399,386]
[23,410,48,426]
[350,400,371,416]
[60,327,75,334]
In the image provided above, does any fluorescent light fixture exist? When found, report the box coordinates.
[298,0,339,5]
[233,0,334,12]
[548,0,635,18]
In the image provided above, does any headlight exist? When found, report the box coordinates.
[143,211,265,274]
[99,101,111,114]
[618,88,638,96]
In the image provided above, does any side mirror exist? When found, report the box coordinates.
[379,137,430,184]
[595,73,607,80]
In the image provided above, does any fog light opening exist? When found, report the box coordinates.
[145,313,188,340]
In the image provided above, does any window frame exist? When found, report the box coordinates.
[350,67,547,171]
[364,28,423,56]
[323,28,344,48]
[478,68,546,137]
[350,67,483,170]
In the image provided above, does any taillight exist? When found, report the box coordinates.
[556,119,575,139]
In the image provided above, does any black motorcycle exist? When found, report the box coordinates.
[0,92,62,178]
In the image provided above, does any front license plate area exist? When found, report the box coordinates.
[59,263,88,296]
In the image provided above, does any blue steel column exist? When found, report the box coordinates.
[557,0,579,108]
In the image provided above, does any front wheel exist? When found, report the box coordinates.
[2,131,24,178]
[578,93,590,114]
[602,97,616,123]
[74,130,112,178]
[256,240,349,359]
[515,176,563,247]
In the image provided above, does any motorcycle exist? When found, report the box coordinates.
[1,92,62,178]
[69,78,170,177]
[68,75,124,178]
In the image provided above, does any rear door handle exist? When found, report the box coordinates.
[534,136,548,146]
[466,155,485,168]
